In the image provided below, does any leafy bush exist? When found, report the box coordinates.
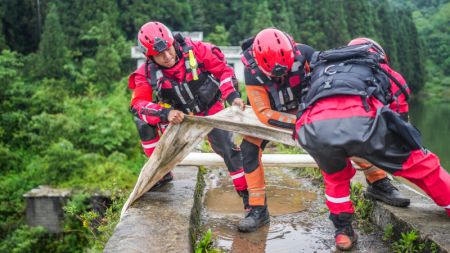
[350,182,374,233]
[0,225,46,253]
[392,230,425,253]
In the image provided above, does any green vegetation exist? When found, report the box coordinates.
[273,143,305,154]
[383,224,394,241]
[350,183,374,233]
[194,228,224,253]
[0,0,447,251]
[297,167,323,185]
[64,185,126,251]
[384,227,439,253]
[409,0,450,102]
[391,230,425,253]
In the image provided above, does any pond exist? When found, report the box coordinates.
[409,100,450,171]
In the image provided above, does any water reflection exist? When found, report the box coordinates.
[206,220,334,253]
[410,100,450,171]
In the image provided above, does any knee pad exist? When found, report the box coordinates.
[134,117,158,141]
[241,139,262,173]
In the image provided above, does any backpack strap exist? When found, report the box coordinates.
[145,59,163,94]
[240,37,255,51]
[376,66,410,101]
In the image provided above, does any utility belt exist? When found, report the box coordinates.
[160,72,221,114]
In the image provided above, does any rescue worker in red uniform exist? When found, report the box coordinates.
[295,37,450,250]
[238,29,410,233]
[128,22,248,205]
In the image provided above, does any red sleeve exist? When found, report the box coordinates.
[129,71,170,125]
[382,64,410,113]
[192,41,240,103]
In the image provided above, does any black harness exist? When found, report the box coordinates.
[242,46,309,112]
[297,43,409,117]
[144,34,221,114]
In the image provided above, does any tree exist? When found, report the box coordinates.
[1,0,48,53]
[317,0,351,48]
[0,3,8,50]
[189,0,208,31]
[229,0,259,44]
[270,0,295,35]
[344,0,377,38]
[94,15,126,90]
[250,0,274,35]
[290,0,327,48]
[35,3,68,79]
[117,0,193,40]
[205,25,231,45]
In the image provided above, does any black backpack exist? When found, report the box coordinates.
[298,43,409,115]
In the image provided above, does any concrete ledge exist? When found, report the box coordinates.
[104,166,199,253]
[352,173,450,252]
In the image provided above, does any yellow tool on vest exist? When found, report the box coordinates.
[158,102,172,109]
[188,50,199,80]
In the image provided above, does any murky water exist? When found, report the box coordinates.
[202,167,390,252]
[205,218,335,253]
[205,185,317,216]
[410,101,450,171]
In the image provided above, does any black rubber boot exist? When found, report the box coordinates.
[238,205,270,232]
[149,172,174,191]
[365,177,410,207]
[237,190,250,211]
[330,212,358,251]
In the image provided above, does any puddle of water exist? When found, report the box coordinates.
[204,185,317,216]
[204,217,333,253]
[203,167,328,252]
[202,168,390,252]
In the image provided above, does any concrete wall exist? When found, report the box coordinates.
[23,186,70,233]
[24,186,111,233]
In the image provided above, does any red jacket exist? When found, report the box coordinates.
[128,38,239,125]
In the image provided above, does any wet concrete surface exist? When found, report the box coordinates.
[105,166,198,253]
[202,167,390,252]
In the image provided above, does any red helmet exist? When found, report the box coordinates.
[253,28,296,77]
[137,21,174,57]
[348,37,387,62]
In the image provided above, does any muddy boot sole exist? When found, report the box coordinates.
[364,190,410,208]
[336,233,358,251]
